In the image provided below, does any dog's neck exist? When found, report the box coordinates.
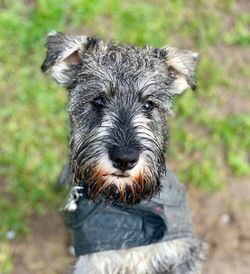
[62,170,192,256]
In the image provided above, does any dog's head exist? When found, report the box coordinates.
[41,32,198,204]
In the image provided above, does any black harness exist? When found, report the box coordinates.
[62,171,192,256]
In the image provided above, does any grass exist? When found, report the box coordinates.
[0,0,249,270]
[0,243,13,274]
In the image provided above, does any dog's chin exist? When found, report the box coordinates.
[82,171,161,204]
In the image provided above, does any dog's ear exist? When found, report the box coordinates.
[161,46,199,95]
[41,31,97,87]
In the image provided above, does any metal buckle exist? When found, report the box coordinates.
[63,186,83,212]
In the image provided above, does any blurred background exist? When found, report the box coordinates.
[0,0,249,273]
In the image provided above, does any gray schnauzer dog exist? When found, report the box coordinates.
[41,32,206,274]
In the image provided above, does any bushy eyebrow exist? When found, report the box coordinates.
[138,81,167,99]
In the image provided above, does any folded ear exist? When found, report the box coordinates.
[41,31,89,86]
[162,46,199,95]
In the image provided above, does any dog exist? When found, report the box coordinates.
[41,32,206,274]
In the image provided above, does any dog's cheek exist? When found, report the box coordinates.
[149,113,165,148]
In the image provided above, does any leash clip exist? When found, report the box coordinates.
[63,186,83,212]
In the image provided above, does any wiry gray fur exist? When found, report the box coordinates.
[41,32,205,274]
[72,238,206,274]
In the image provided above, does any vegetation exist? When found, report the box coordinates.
[0,0,249,271]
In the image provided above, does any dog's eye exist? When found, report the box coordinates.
[92,97,105,109]
[143,100,155,112]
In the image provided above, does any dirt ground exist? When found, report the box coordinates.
[9,175,250,274]
[190,176,250,274]
[10,211,73,274]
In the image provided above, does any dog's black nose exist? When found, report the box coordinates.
[109,146,139,172]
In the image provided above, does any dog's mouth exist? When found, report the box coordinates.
[100,174,134,183]
[109,174,127,179]
[79,164,161,204]
[83,170,145,203]
[97,171,132,180]
[110,172,130,178]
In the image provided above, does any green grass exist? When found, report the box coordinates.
[224,13,250,46]
[0,0,250,269]
[0,243,13,274]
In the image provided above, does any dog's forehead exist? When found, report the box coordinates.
[75,44,167,97]
[82,43,164,71]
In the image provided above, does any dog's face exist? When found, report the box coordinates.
[42,32,198,204]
